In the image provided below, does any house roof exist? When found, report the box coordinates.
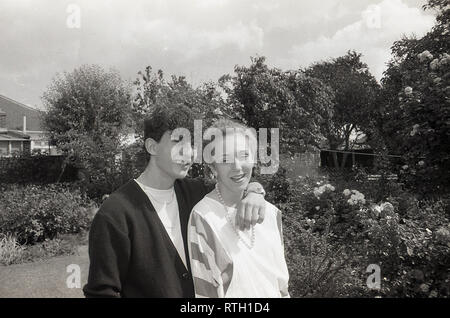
[0,130,30,141]
[0,94,43,131]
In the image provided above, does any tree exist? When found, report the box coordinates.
[133,66,224,140]
[218,56,335,155]
[42,64,132,197]
[306,51,381,168]
[379,0,450,193]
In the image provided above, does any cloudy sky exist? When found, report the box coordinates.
[0,0,436,109]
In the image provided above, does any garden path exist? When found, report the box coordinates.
[0,246,89,298]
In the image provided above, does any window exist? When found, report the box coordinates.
[11,141,22,152]
[0,141,8,155]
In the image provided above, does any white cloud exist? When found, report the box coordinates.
[0,0,436,107]
[283,0,435,80]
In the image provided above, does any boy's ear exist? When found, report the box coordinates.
[144,138,158,156]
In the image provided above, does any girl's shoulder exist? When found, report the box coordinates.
[191,194,222,219]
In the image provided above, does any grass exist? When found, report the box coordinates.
[0,234,26,265]
[0,245,89,298]
[0,232,88,266]
[0,232,90,297]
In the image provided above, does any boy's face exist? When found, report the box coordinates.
[151,130,193,180]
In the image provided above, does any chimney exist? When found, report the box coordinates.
[23,115,27,134]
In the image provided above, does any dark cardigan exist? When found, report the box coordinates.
[83,178,212,298]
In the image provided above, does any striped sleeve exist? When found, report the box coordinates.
[188,210,233,298]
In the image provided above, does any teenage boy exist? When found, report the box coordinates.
[83,106,266,298]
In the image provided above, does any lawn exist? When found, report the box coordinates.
[0,246,89,298]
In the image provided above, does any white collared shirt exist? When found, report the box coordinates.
[135,180,187,268]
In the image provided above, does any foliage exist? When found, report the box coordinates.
[0,234,26,266]
[0,184,96,244]
[133,66,224,142]
[261,166,449,297]
[306,51,380,153]
[378,1,450,194]
[219,56,335,155]
[41,64,133,198]
[298,177,448,297]
[22,235,80,261]
[0,154,78,185]
[0,233,84,266]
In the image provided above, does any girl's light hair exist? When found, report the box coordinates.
[203,118,257,164]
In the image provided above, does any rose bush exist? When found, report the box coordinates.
[266,170,449,297]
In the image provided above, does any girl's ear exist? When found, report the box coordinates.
[144,138,158,156]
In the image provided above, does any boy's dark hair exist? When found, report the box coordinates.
[143,104,200,143]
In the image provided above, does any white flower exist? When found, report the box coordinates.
[439,53,450,66]
[315,206,320,211]
[213,108,223,115]
[372,205,382,217]
[381,202,394,213]
[430,58,440,70]
[410,124,420,137]
[418,50,433,62]
[404,86,413,95]
[314,184,335,198]
[313,188,322,198]
[402,165,409,170]
[347,190,365,205]
[420,283,430,293]
[418,160,425,166]
[343,189,351,196]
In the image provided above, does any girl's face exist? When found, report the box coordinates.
[213,132,255,194]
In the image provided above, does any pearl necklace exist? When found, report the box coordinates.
[215,184,255,249]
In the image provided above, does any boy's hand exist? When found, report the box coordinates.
[236,192,266,231]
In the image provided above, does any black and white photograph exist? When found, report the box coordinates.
[0,0,449,305]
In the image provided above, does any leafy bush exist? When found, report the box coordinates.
[0,154,78,185]
[262,168,449,297]
[0,233,84,265]
[289,175,450,297]
[82,143,147,201]
[0,234,26,265]
[23,236,80,261]
[0,184,96,244]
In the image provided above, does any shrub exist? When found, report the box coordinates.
[0,234,26,265]
[0,154,78,185]
[0,184,96,244]
[23,236,79,261]
[281,209,366,297]
[270,169,450,298]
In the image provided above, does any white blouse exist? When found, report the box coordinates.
[187,194,290,298]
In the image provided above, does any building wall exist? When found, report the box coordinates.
[0,95,42,131]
